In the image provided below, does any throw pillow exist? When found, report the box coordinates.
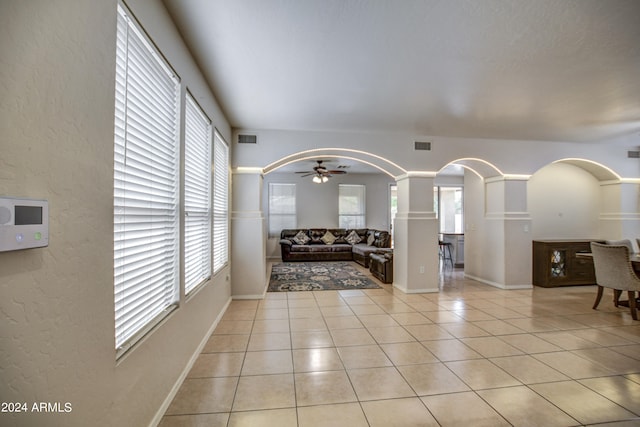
[321,230,336,245]
[367,233,375,246]
[345,230,361,245]
[292,230,310,245]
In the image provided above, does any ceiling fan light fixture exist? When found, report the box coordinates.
[297,160,345,183]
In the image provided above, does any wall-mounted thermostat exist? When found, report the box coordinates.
[0,197,49,252]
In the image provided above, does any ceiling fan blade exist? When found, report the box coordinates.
[299,173,314,177]
[295,171,312,173]
[327,170,347,174]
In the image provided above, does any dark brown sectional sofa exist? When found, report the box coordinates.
[279,228,391,267]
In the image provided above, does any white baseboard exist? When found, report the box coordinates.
[149,296,232,427]
[232,293,266,300]
[392,282,439,294]
[464,273,533,290]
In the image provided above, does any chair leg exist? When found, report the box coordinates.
[614,289,622,307]
[592,285,604,309]
[628,291,638,320]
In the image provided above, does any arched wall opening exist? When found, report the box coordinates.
[436,158,504,180]
[443,156,629,289]
[263,148,406,178]
[235,148,635,295]
[528,162,602,240]
[261,149,402,260]
[527,157,637,251]
[433,158,507,273]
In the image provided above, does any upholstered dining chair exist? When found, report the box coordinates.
[590,242,640,320]
[605,239,636,305]
[605,239,635,253]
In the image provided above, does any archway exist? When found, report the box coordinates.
[432,159,507,277]
[433,158,533,289]
[549,158,621,182]
[437,157,504,180]
[261,149,402,261]
[233,147,449,297]
[530,157,636,250]
[263,148,407,178]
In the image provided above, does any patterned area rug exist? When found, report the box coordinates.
[268,262,381,292]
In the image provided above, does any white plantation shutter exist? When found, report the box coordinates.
[113,5,180,353]
[184,94,212,294]
[212,131,229,274]
[339,184,366,229]
[268,183,296,237]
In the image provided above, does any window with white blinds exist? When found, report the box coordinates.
[212,131,229,274]
[184,93,212,294]
[268,183,297,237]
[339,184,366,229]
[113,4,180,354]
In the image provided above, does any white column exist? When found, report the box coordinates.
[393,173,439,293]
[483,176,532,289]
[503,177,533,287]
[230,168,266,299]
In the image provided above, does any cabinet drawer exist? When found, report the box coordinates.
[572,268,595,280]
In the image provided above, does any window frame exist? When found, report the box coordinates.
[183,92,212,295]
[268,183,297,237]
[435,185,464,234]
[212,130,229,274]
[113,3,181,357]
[338,184,366,229]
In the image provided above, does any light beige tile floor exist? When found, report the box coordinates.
[160,264,640,426]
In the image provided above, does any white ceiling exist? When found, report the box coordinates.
[163,0,640,143]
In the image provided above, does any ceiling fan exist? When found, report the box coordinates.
[296,160,346,183]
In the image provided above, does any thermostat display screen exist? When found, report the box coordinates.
[15,206,43,225]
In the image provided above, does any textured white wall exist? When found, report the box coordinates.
[528,163,601,239]
[0,1,232,426]
[234,128,640,179]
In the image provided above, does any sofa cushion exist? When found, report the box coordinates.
[291,244,352,253]
[354,229,369,241]
[281,229,302,240]
[321,230,336,245]
[345,230,361,245]
[309,228,327,244]
[292,230,310,245]
[328,229,348,244]
[351,243,380,257]
[290,245,314,252]
[327,244,353,253]
[367,233,375,246]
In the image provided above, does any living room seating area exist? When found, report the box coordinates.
[279,228,391,267]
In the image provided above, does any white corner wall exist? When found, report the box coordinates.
[0,1,232,426]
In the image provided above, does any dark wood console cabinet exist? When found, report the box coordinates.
[532,240,603,287]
